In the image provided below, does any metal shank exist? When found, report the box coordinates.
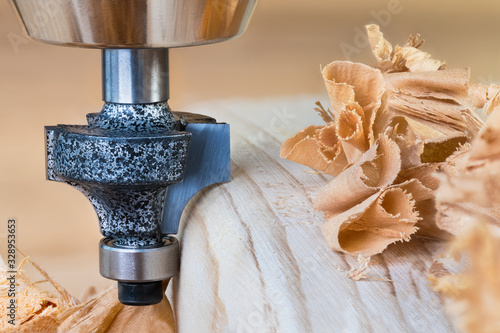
[103,49,169,104]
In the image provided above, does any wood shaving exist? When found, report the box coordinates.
[346,255,371,281]
[436,96,500,235]
[366,23,490,138]
[428,69,500,332]
[366,24,446,73]
[313,134,401,216]
[470,83,500,112]
[345,255,393,282]
[322,61,388,145]
[281,24,487,260]
[385,69,485,138]
[0,255,175,332]
[469,92,500,163]
[314,101,334,123]
[436,143,471,177]
[321,179,431,256]
[428,221,500,333]
[0,256,76,332]
[281,124,348,176]
[385,116,422,170]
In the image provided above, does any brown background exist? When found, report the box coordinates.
[1,0,500,295]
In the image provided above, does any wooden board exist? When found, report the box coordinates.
[168,97,456,333]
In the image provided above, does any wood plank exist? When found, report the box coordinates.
[169,97,456,332]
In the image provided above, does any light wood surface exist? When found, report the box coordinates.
[170,98,455,333]
[2,0,500,297]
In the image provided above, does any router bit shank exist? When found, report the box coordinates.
[103,49,169,104]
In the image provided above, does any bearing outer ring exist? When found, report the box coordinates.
[99,236,179,282]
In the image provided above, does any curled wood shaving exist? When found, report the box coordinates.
[385,116,423,170]
[280,124,347,176]
[366,24,445,73]
[322,61,387,145]
[395,163,440,191]
[314,134,401,216]
[0,255,174,332]
[321,179,430,256]
[336,106,367,164]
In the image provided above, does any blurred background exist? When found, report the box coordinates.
[1,0,500,296]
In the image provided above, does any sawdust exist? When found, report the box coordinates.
[345,255,393,282]
[346,255,372,281]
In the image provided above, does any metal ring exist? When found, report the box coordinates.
[99,236,179,282]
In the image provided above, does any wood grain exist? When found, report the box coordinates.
[169,97,456,333]
[2,0,500,298]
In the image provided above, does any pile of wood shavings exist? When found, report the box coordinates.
[281,24,499,258]
[427,91,500,332]
[0,255,174,332]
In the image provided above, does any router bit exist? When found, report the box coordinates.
[10,0,258,306]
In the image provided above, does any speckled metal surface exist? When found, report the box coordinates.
[52,127,189,185]
[80,185,167,246]
[93,102,177,132]
[46,102,191,246]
